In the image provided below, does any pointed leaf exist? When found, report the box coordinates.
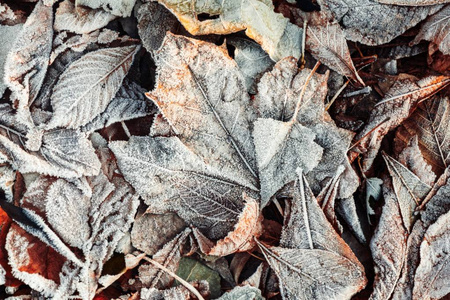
[47,45,140,129]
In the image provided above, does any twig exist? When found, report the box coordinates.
[143,257,205,300]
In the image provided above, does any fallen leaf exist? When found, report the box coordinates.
[0,24,23,98]
[154,0,303,61]
[413,209,450,300]
[4,1,53,125]
[217,285,263,300]
[396,96,450,177]
[353,74,450,173]
[376,0,449,5]
[54,0,117,34]
[412,5,450,55]
[318,0,442,45]
[47,45,140,129]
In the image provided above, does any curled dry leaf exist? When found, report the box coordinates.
[155,0,303,61]
[353,74,450,173]
[47,45,140,129]
[318,0,442,45]
[193,194,263,257]
[54,0,117,34]
[412,4,450,55]
[396,96,450,176]
[4,1,53,124]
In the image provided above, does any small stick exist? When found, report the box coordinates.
[143,257,205,300]
[326,79,350,111]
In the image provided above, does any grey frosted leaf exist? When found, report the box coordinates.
[155,0,303,61]
[253,118,322,207]
[228,38,274,94]
[138,228,191,289]
[137,2,178,52]
[110,136,254,239]
[258,243,366,300]
[131,212,186,256]
[0,24,23,98]
[421,173,450,227]
[377,0,449,5]
[369,181,408,300]
[253,57,358,198]
[398,135,436,186]
[217,285,263,300]
[76,0,136,17]
[54,0,117,34]
[412,5,450,55]
[383,153,431,231]
[354,75,450,173]
[336,196,367,244]
[396,97,450,176]
[47,45,140,129]
[281,172,360,263]
[306,18,363,84]
[413,210,450,300]
[33,49,85,113]
[4,1,53,123]
[318,0,442,45]
[82,80,155,132]
[148,33,258,188]
[40,129,101,176]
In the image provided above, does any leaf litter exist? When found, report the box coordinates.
[0,0,449,299]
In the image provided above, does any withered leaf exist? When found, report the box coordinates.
[138,228,191,289]
[383,153,431,231]
[413,209,450,300]
[253,57,358,199]
[0,105,100,178]
[370,180,409,300]
[193,194,262,256]
[6,172,139,299]
[76,0,136,17]
[54,0,117,34]
[47,45,140,129]
[228,38,274,94]
[412,5,450,55]
[155,0,303,61]
[354,74,450,173]
[398,135,436,186]
[137,2,179,52]
[318,0,442,45]
[305,14,364,84]
[82,79,155,132]
[396,96,450,176]
[146,33,258,188]
[365,177,383,220]
[4,1,53,124]
[110,136,254,239]
[258,242,366,300]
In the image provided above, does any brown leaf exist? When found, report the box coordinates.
[396,96,450,177]
[353,74,450,173]
[412,5,450,55]
[193,194,263,256]
[154,0,303,61]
